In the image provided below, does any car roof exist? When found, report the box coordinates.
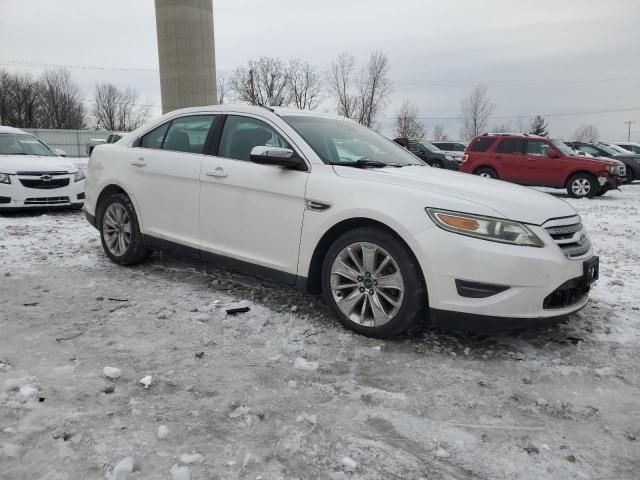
[0,125,28,135]
[614,141,640,146]
[164,104,350,122]
[477,133,545,139]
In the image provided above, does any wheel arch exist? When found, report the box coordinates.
[564,170,597,187]
[473,165,499,177]
[303,217,426,295]
[95,184,141,230]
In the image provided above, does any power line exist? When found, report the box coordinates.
[0,59,233,73]
[383,107,640,120]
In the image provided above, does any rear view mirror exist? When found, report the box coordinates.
[249,146,306,170]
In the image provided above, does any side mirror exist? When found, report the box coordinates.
[55,148,67,157]
[547,150,560,159]
[249,146,306,170]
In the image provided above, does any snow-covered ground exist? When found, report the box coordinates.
[1,185,639,480]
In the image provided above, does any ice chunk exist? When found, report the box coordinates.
[103,367,122,379]
[341,456,358,472]
[112,456,134,480]
[179,452,204,464]
[157,425,169,439]
[294,357,319,371]
[139,375,152,388]
[18,385,39,403]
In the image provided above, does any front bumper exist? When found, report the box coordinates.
[0,175,85,210]
[413,223,594,324]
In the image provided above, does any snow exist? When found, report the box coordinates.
[138,375,152,388]
[103,366,122,379]
[1,186,640,479]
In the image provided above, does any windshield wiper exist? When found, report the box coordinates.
[329,159,389,169]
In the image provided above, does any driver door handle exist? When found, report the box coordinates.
[206,167,227,178]
[131,157,146,167]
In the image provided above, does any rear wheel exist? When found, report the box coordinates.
[567,173,597,198]
[430,161,444,168]
[474,167,498,179]
[99,193,151,265]
[321,227,427,338]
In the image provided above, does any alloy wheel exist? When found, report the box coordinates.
[479,172,492,178]
[571,178,591,197]
[102,202,132,256]
[330,242,405,327]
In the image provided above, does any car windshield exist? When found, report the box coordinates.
[0,133,56,156]
[281,115,425,167]
[597,143,622,155]
[551,139,576,156]
[421,142,442,153]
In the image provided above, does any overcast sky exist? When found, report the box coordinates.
[1,0,639,140]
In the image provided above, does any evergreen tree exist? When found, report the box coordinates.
[529,115,549,137]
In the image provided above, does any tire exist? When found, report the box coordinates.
[430,161,444,168]
[321,227,427,338]
[474,167,498,179]
[566,173,597,199]
[98,193,151,265]
[595,187,607,197]
[626,168,635,184]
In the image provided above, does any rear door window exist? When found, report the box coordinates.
[496,139,524,154]
[469,138,496,152]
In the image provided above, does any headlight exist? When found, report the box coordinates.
[74,169,86,182]
[445,154,453,160]
[0,173,11,184]
[426,208,544,247]
[606,165,616,174]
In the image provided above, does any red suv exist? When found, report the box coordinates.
[460,134,625,198]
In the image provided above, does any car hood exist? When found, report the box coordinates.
[0,155,78,174]
[612,153,640,161]
[333,165,577,225]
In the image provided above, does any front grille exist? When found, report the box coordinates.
[543,216,591,259]
[16,171,68,176]
[24,196,70,205]
[20,178,70,189]
[543,278,589,309]
[618,165,626,177]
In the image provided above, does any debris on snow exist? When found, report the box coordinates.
[564,454,577,463]
[179,452,204,464]
[294,357,319,371]
[139,375,153,388]
[170,463,191,480]
[103,367,122,379]
[229,405,251,418]
[103,385,115,394]
[195,351,205,359]
[341,456,358,472]
[226,306,250,315]
[524,444,540,455]
[157,425,170,439]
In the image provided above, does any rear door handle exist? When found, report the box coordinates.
[206,167,227,178]
[131,157,146,167]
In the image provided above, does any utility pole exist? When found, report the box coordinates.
[624,120,636,141]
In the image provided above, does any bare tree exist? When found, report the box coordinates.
[217,72,228,105]
[287,59,324,110]
[92,83,150,131]
[432,124,447,141]
[328,52,357,119]
[394,100,425,140]
[39,67,86,129]
[355,51,392,128]
[0,70,42,128]
[491,122,512,133]
[230,57,289,106]
[460,85,494,141]
[573,124,599,143]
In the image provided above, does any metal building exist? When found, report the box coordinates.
[22,128,119,157]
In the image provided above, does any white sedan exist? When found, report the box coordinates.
[0,126,85,210]
[84,105,598,337]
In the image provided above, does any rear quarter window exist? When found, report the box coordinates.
[469,138,496,152]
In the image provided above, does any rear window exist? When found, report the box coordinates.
[469,138,496,152]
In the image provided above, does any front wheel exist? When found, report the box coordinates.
[567,173,597,198]
[625,168,635,184]
[99,193,151,265]
[321,227,427,338]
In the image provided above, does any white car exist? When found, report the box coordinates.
[84,105,598,337]
[613,141,640,155]
[0,126,86,210]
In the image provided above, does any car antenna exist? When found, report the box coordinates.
[257,104,276,114]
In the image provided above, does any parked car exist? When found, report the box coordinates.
[393,138,460,169]
[461,134,624,198]
[599,142,634,155]
[85,105,598,337]
[566,141,640,183]
[0,126,86,210]
[87,133,124,155]
[613,141,640,155]
[431,141,467,162]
